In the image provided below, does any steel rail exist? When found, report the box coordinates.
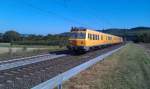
[0,53,51,64]
[0,54,66,71]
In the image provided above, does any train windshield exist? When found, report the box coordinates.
[70,32,86,39]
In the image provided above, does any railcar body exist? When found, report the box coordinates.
[67,27,123,52]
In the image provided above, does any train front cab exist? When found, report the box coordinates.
[67,29,89,52]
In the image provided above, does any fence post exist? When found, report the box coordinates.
[57,84,62,89]
[57,74,63,89]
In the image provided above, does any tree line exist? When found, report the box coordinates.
[101,27,150,43]
[0,27,150,46]
[135,33,150,43]
[0,30,69,46]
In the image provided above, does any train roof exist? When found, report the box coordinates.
[71,27,122,38]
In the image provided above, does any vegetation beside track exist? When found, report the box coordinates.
[0,44,65,61]
[63,43,150,89]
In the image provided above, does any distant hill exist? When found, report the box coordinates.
[98,27,150,35]
[59,32,71,37]
[59,27,150,42]
[1,26,149,43]
[97,27,150,41]
[131,27,150,31]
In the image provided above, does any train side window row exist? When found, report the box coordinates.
[88,33,100,40]
[88,33,113,41]
[88,34,112,40]
[108,36,112,40]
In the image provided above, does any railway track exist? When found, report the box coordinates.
[0,44,123,89]
[0,54,66,71]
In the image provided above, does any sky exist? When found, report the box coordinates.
[0,0,150,34]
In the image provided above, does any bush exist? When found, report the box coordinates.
[136,33,150,43]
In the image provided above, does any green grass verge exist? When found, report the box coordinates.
[0,43,11,47]
[101,43,150,89]
[0,46,65,61]
[63,43,150,89]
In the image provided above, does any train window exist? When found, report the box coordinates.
[96,35,98,40]
[110,37,112,40]
[89,34,92,40]
[70,32,86,39]
[97,35,99,40]
[108,36,112,40]
[96,35,97,40]
[88,33,90,39]
[101,35,103,40]
[80,32,86,39]
[94,35,96,40]
[92,34,94,40]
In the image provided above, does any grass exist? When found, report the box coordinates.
[63,43,150,89]
[0,43,11,47]
[0,44,65,61]
[0,46,64,54]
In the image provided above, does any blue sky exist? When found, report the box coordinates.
[0,0,150,34]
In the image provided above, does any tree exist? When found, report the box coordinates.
[25,34,44,41]
[3,30,21,42]
[136,33,150,43]
[142,33,150,43]
[0,33,3,42]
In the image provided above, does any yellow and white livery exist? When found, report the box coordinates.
[67,27,123,52]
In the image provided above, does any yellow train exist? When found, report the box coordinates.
[67,27,123,52]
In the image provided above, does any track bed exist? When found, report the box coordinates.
[0,44,123,89]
